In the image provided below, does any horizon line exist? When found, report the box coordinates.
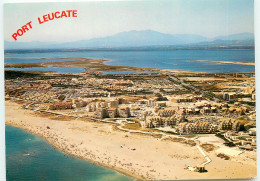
[4,30,254,44]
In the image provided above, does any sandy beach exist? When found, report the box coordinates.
[189,60,255,66]
[5,100,257,180]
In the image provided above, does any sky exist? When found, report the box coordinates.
[3,0,254,42]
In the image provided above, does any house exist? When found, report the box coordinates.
[232,121,240,131]
[97,108,107,119]
[49,102,73,110]
[114,80,133,86]
[155,101,166,107]
[118,107,131,118]
[107,108,118,118]
[223,92,235,101]
[219,119,233,130]
[177,122,217,134]
[145,116,163,128]
[158,107,175,117]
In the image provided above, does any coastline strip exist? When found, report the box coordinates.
[5,122,143,180]
[189,60,255,66]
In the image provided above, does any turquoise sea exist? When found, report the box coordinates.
[5,49,255,73]
[5,125,133,181]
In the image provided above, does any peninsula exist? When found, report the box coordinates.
[189,60,255,66]
[5,57,156,72]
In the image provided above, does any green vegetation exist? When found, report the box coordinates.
[58,94,66,101]
[5,63,44,68]
[215,133,235,147]
[203,91,216,100]
[236,94,252,98]
[155,93,168,101]
[164,131,177,135]
[240,101,255,106]
[5,70,41,80]
[181,134,197,138]
[217,153,230,160]
[225,142,236,147]
[122,122,141,130]
[51,84,82,88]
[200,143,215,152]
[162,137,196,147]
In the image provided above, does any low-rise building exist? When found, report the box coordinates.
[49,102,73,110]
[118,107,131,118]
[145,116,163,128]
[97,108,107,119]
[177,122,217,134]
[107,108,118,118]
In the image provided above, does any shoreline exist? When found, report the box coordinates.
[189,60,255,66]
[5,122,141,180]
[5,100,257,180]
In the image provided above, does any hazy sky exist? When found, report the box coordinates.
[4,0,254,42]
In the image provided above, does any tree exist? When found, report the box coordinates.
[58,94,66,101]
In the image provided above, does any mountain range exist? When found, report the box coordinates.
[4,30,254,50]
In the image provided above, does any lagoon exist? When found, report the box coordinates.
[5,49,255,73]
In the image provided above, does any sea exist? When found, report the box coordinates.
[4,49,255,73]
[5,125,133,181]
